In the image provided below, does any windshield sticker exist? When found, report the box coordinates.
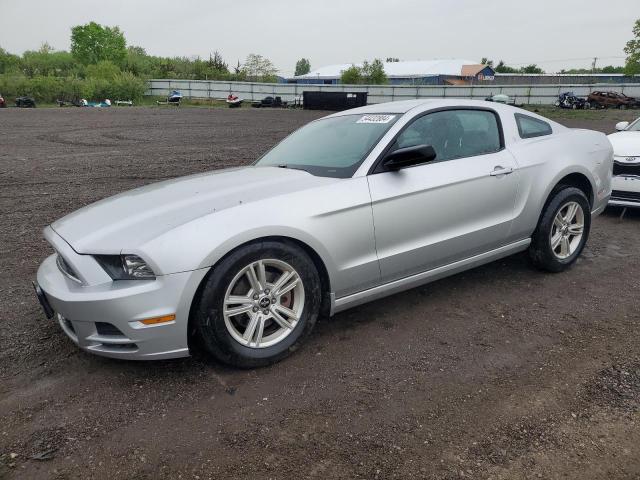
[357,114,396,124]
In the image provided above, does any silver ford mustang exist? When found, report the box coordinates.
[34,99,613,367]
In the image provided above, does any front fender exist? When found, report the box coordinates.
[135,177,381,299]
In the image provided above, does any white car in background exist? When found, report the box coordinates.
[609,118,640,207]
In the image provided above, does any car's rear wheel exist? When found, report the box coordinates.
[194,240,321,368]
[529,187,591,272]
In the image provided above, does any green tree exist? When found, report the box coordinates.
[242,54,277,82]
[560,65,625,74]
[123,45,151,77]
[601,65,625,74]
[70,22,127,65]
[362,59,388,84]
[624,18,640,75]
[340,65,362,84]
[208,51,228,73]
[21,43,77,77]
[340,59,388,85]
[494,60,518,73]
[519,64,544,74]
[484,59,541,73]
[294,58,311,76]
[85,60,121,80]
[0,46,20,74]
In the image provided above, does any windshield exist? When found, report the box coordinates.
[255,114,398,178]
[627,118,640,132]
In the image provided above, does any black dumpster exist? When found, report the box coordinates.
[302,91,367,111]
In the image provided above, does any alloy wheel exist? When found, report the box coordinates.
[223,259,305,348]
[550,201,585,259]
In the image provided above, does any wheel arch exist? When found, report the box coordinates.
[528,171,594,245]
[186,235,332,351]
[552,172,594,207]
[539,171,595,218]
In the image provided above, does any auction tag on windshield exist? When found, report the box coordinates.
[357,114,396,124]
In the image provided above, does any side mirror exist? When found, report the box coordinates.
[382,144,437,171]
[616,121,630,131]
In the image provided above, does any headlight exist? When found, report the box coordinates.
[94,254,156,280]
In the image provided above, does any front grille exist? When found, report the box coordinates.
[613,162,640,177]
[56,254,81,283]
[611,190,640,202]
[97,343,138,352]
[95,322,125,337]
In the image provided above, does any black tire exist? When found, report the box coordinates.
[194,240,321,368]
[529,187,591,273]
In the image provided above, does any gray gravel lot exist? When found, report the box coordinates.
[1,106,639,480]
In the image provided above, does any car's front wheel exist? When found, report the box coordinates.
[529,187,591,272]
[194,240,321,368]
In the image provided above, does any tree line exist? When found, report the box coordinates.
[0,22,280,103]
[1,19,639,101]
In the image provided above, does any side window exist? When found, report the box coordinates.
[515,113,552,139]
[393,109,502,162]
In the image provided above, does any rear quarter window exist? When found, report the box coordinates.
[515,113,553,139]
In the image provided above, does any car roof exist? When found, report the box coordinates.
[329,99,439,115]
[326,98,566,132]
[329,98,521,117]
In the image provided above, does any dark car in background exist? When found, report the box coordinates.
[15,96,36,108]
[587,91,637,109]
[556,92,589,110]
[252,96,284,108]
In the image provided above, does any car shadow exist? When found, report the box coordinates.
[603,205,640,221]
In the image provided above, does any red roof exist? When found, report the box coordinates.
[461,64,488,77]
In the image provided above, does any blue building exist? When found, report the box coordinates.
[289,59,495,85]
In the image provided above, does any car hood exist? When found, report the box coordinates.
[51,166,338,254]
[608,131,640,157]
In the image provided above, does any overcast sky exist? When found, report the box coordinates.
[0,0,637,76]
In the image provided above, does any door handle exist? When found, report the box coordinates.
[490,166,514,176]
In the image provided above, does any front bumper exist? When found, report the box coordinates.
[609,175,640,208]
[36,227,208,360]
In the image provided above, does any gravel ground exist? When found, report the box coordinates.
[1,106,640,480]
